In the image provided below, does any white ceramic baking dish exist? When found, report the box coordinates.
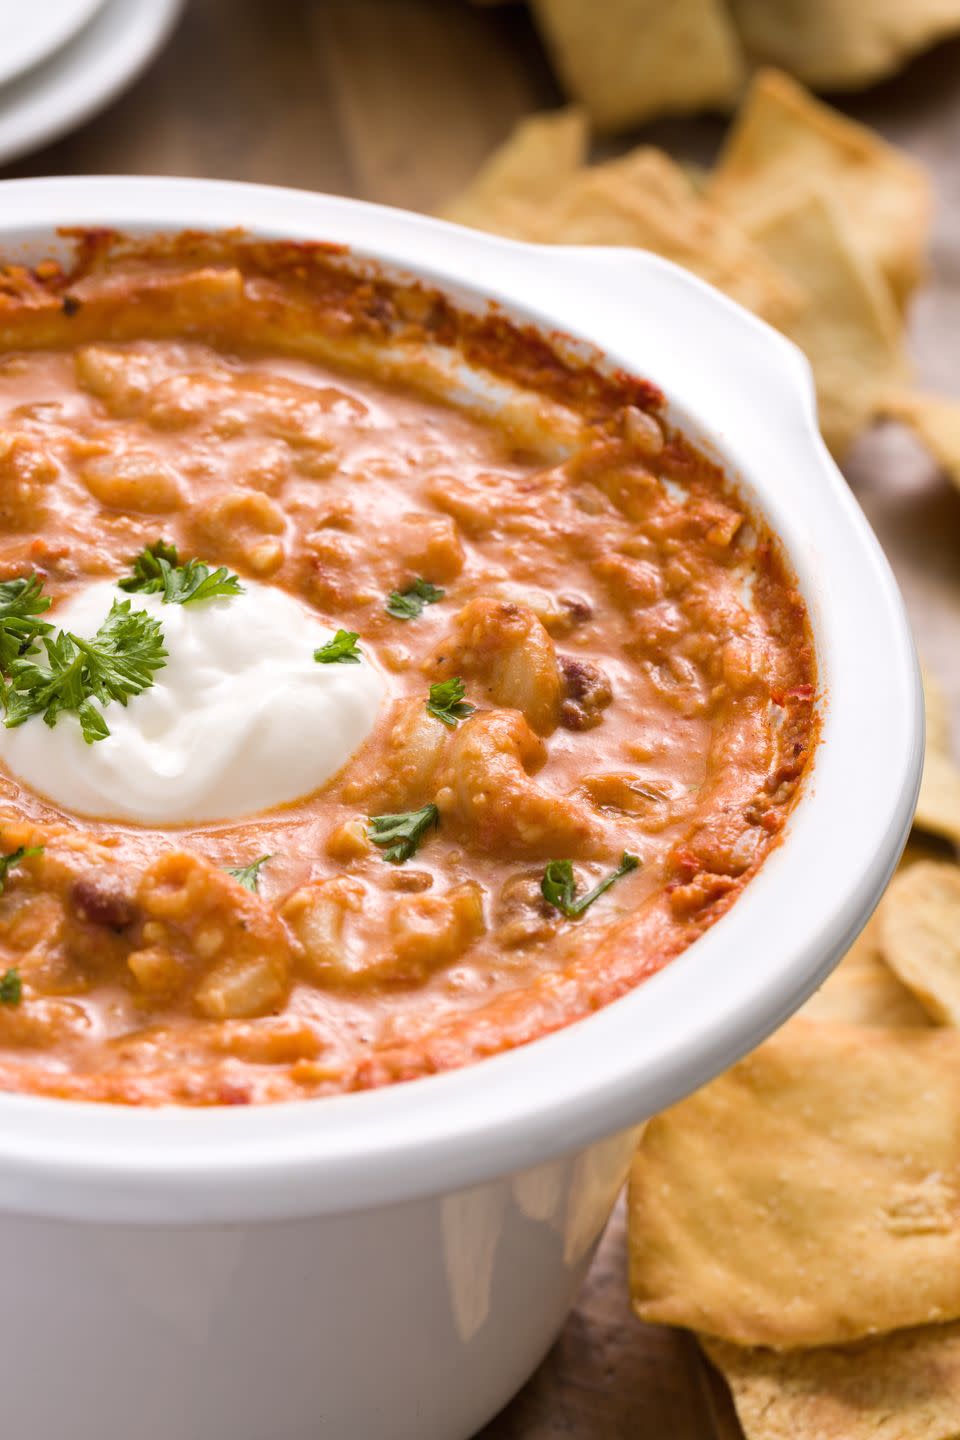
[0,177,922,1440]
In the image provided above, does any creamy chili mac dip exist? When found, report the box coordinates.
[0,232,816,1105]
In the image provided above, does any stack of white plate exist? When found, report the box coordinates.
[0,0,184,167]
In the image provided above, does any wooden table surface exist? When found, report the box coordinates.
[4,2,959,1434]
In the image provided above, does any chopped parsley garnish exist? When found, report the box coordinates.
[225,855,272,893]
[0,574,53,672]
[3,599,167,744]
[0,967,21,1006]
[119,541,243,605]
[314,630,363,665]
[119,538,179,590]
[385,577,445,621]
[541,852,640,919]
[0,845,43,893]
[367,803,439,863]
[425,676,475,729]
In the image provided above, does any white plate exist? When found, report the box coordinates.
[0,0,107,91]
[0,0,184,167]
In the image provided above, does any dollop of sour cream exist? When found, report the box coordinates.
[0,579,386,824]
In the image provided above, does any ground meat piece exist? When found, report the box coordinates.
[71,870,138,929]
[494,873,557,949]
[559,655,613,731]
[558,593,593,627]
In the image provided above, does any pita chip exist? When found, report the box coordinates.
[881,861,960,1026]
[531,147,803,326]
[883,391,960,493]
[727,0,960,92]
[629,1020,960,1347]
[707,70,931,308]
[439,107,587,234]
[530,0,743,132]
[703,1322,960,1440]
[799,939,932,1028]
[747,186,908,456]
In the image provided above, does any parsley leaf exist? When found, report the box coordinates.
[117,539,179,593]
[314,630,363,665]
[541,852,640,919]
[3,599,167,744]
[156,558,244,606]
[425,676,475,728]
[119,541,243,605]
[225,855,272,893]
[0,574,53,672]
[367,803,439,863]
[0,967,21,1006]
[385,577,445,621]
[0,845,43,893]
[0,575,52,622]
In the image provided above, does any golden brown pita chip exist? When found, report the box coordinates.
[728,0,960,91]
[629,1020,960,1347]
[881,861,960,1026]
[702,1323,960,1440]
[799,940,932,1027]
[800,833,942,1027]
[439,107,587,234]
[883,391,960,493]
[914,659,960,848]
[916,748,960,849]
[912,665,960,845]
[923,662,953,757]
[707,70,931,308]
[747,187,909,456]
[527,148,802,327]
[530,0,743,132]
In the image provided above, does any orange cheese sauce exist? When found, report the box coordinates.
[0,236,816,1104]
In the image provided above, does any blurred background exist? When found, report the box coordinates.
[2,2,959,1435]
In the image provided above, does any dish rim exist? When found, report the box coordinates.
[0,175,922,1224]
